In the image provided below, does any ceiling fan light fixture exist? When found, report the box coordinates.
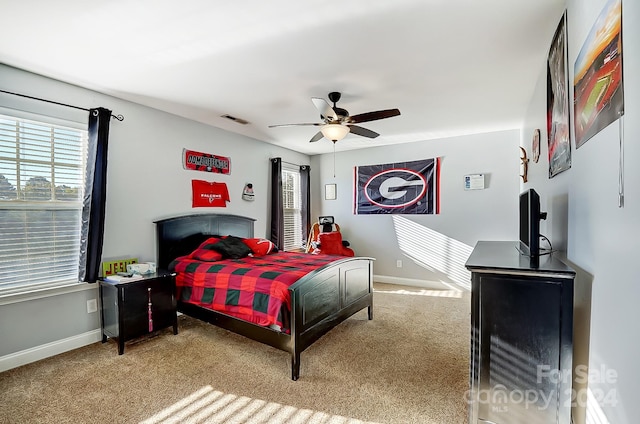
[321,124,350,142]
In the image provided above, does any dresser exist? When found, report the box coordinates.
[465,241,576,424]
[99,272,178,354]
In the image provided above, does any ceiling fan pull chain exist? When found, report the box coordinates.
[333,141,336,178]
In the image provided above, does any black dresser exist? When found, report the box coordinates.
[465,241,576,424]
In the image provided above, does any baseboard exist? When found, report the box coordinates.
[0,329,102,373]
[373,275,450,290]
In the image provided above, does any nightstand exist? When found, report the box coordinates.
[99,271,178,354]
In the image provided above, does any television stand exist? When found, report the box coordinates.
[465,241,576,423]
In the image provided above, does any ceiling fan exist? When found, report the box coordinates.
[268,92,400,143]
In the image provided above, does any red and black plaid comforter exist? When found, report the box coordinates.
[172,252,340,329]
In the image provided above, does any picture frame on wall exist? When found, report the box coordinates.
[547,12,572,178]
[325,184,337,200]
[532,129,541,163]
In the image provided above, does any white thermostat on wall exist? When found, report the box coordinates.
[464,174,485,190]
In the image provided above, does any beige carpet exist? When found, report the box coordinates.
[0,283,470,424]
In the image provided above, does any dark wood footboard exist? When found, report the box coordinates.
[289,256,374,379]
[176,256,373,380]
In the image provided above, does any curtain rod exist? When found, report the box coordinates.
[270,158,309,168]
[0,89,124,121]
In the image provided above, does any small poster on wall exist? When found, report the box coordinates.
[183,148,231,174]
[547,12,572,178]
[464,174,485,190]
[354,158,440,215]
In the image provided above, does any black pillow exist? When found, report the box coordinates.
[210,236,252,259]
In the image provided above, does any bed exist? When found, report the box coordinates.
[154,213,374,380]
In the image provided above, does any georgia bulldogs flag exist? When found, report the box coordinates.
[192,180,230,208]
[354,158,440,215]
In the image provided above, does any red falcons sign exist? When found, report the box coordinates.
[355,158,440,215]
[183,149,231,174]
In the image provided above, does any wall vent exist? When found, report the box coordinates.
[221,114,249,125]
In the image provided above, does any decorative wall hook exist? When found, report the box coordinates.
[520,146,529,183]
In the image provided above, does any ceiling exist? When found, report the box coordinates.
[1,0,564,156]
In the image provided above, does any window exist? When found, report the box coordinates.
[0,113,87,295]
[282,165,302,251]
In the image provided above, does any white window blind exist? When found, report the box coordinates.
[282,167,302,251]
[0,114,87,294]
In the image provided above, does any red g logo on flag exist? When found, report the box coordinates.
[364,169,427,209]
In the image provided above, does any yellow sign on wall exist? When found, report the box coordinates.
[102,258,138,277]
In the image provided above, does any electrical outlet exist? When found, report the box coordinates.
[86,298,97,314]
[396,260,402,268]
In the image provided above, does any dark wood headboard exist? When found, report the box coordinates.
[154,214,256,270]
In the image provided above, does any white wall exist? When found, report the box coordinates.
[100,91,309,263]
[0,64,309,365]
[311,130,520,289]
[523,0,639,422]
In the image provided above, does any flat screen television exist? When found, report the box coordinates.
[518,188,547,257]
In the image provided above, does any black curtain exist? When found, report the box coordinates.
[270,157,284,250]
[79,108,111,282]
[300,165,311,245]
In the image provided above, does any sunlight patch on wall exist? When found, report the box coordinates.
[586,387,611,424]
[140,385,381,424]
[392,216,472,291]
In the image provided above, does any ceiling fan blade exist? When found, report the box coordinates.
[309,131,325,143]
[348,108,400,124]
[348,125,379,139]
[311,98,338,121]
[268,123,322,128]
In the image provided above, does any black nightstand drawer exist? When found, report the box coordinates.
[99,272,178,354]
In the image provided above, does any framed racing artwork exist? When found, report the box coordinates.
[354,158,440,215]
[573,0,624,149]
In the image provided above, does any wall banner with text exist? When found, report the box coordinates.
[354,158,440,215]
[183,148,231,174]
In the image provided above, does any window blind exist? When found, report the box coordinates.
[282,168,302,251]
[0,114,87,294]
